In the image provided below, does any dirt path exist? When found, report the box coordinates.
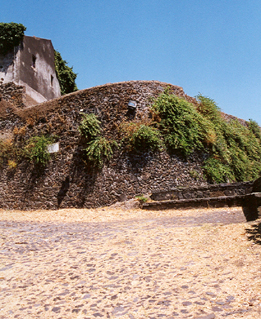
[0,207,261,319]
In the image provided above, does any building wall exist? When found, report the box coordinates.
[18,36,60,102]
[0,36,60,105]
[0,49,16,83]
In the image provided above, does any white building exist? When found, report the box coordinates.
[0,35,61,106]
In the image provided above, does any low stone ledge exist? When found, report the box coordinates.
[150,181,253,202]
[144,192,261,223]
[142,194,247,210]
[242,192,261,221]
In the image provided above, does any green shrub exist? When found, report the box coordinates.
[85,137,118,168]
[152,90,261,183]
[202,116,261,183]
[0,22,26,55]
[152,91,215,157]
[136,195,148,203]
[189,169,200,180]
[24,136,54,165]
[248,119,261,140]
[196,94,221,122]
[7,160,17,170]
[121,122,162,153]
[203,156,235,183]
[78,113,117,168]
[78,113,101,141]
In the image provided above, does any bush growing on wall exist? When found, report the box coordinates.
[151,90,261,183]
[248,119,261,140]
[79,113,117,168]
[196,97,261,182]
[85,137,118,168]
[151,90,215,157]
[78,113,101,141]
[120,122,163,153]
[0,134,57,169]
[24,136,54,166]
[0,22,26,55]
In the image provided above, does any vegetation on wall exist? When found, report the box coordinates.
[24,136,54,166]
[136,194,149,203]
[0,139,21,169]
[0,81,260,185]
[120,122,162,153]
[76,91,261,181]
[0,22,26,55]
[151,91,215,157]
[78,113,101,141]
[151,90,261,183]
[0,131,57,170]
[85,137,118,168]
[197,96,261,183]
[54,50,78,95]
[79,113,117,168]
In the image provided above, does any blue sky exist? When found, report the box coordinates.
[2,0,261,124]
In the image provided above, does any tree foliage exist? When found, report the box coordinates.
[0,22,26,55]
[54,50,78,95]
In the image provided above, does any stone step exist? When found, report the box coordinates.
[242,192,261,221]
[142,192,261,222]
[142,194,247,210]
[150,181,253,202]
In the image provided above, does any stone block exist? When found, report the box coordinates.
[242,193,261,221]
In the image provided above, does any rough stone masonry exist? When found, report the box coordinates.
[0,80,248,210]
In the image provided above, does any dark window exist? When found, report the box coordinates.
[32,55,36,68]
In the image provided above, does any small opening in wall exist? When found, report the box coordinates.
[128,100,137,110]
[32,55,36,68]
[51,75,54,86]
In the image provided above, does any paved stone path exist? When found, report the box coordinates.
[0,208,261,318]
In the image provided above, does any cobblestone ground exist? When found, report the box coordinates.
[0,207,261,319]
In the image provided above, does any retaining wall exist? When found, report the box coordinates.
[0,80,249,210]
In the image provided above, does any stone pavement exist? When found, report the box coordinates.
[0,207,261,319]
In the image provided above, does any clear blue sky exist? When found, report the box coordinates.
[2,0,261,124]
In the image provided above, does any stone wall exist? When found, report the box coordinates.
[0,80,26,109]
[0,80,247,210]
